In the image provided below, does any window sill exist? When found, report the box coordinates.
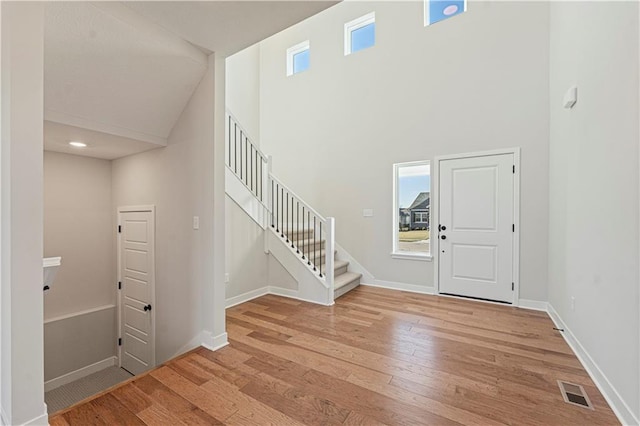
[390,252,433,262]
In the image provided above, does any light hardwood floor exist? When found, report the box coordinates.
[50,286,619,425]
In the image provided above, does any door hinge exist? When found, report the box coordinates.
[118,338,122,346]
[118,225,121,233]
[512,282,514,291]
[513,165,515,174]
[118,281,122,290]
[512,224,515,232]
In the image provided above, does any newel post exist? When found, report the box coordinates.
[325,217,336,303]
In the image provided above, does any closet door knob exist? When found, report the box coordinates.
[143,304,152,312]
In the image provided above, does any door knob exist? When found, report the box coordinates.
[441,235,447,240]
[143,304,152,312]
[440,225,446,231]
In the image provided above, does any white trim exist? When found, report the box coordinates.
[21,411,49,426]
[335,242,376,284]
[171,333,205,359]
[433,147,521,306]
[547,304,640,426]
[390,252,433,262]
[45,109,167,147]
[361,280,435,295]
[117,205,156,371]
[269,286,335,306]
[517,299,548,312]
[225,286,270,308]
[201,331,229,352]
[44,356,117,392]
[117,205,156,214]
[344,12,375,56]
[44,304,115,325]
[286,40,310,76]
[392,160,432,258]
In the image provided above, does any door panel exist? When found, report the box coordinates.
[119,210,155,375]
[439,154,514,303]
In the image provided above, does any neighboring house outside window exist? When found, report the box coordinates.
[393,161,431,258]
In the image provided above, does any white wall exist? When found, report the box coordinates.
[225,46,271,303]
[226,44,261,142]
[224,196,268,299]
[258,1,550,301]
[43,152,114,318]
[43,151,116,383]
[112,57,219,364]
[0,3,47,424]
[44,307,115,383]
[548,2,639,422]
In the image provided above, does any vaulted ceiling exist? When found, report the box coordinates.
[44,1,338,159]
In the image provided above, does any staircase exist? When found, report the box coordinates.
[226,111,361,303]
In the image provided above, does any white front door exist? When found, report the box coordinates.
[119,209,155,375]
[438,154,514,303]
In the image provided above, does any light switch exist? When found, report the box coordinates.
[363,209,374,217]
[563,85,577,109]
[193,216,200,230]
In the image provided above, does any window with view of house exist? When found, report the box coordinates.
[393,161,431,258]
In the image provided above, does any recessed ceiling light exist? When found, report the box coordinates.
[69,141,87,148]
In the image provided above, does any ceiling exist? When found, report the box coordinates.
[44,121,160,160]
[44,2,209,148]
[123,1,339,57]
[44,1,338,160]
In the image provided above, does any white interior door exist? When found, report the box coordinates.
[119,209,155,375]
[438,154,514,303]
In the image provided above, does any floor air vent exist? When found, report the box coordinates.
[557,380,594,410]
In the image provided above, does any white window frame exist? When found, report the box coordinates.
[392,160,432,261]
[424,0,467,27]
[344,12,375,56]
[286,40,310,76]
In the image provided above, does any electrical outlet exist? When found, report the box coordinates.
[193,216,200,230]
[363,209,374,217]
[225,273,230,284]
[571,296,575,311]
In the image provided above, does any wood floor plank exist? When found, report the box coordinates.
[50,286,620,425]
[89,394,146,426]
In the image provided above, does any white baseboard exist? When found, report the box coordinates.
[547,304,639,426]
[517,299,548,311]
[361,280,435,295]
[201,330,229,352]
[226,286,270,308]
[269,286,334,306]
[23,410,49,426]
[172,333,205,359]
[335,242,376,283]
[44,356,117,392]
[2,408,49,426]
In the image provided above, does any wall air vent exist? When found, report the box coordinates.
[557,380,594,410]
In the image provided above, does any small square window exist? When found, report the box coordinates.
[344,12,375,56]
[425,0,466,26]
[286,41,310,76]
[292,49,310,74]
